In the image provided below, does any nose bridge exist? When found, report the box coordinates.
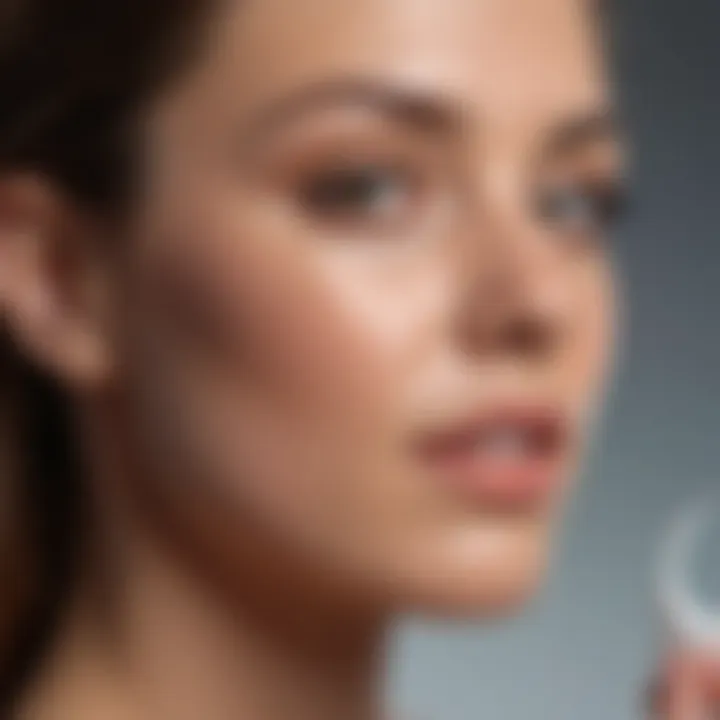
[454,156,572,357]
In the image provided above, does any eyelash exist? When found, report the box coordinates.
[295,161,424,228]
[535,181,630,239]
[286,152,628,244]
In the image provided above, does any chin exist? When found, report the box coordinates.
[393,519,554,619]
[434,560,548,620]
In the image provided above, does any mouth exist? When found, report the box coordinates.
[413,403,572,511]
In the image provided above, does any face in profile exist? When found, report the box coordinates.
[31,0,622,616]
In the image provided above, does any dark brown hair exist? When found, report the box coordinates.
[0,0,219,710]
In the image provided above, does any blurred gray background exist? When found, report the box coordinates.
[390,1,720,718]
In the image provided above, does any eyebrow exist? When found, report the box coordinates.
[238,77,468,146]
[543,108,620,157]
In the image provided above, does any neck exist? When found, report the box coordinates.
[22,416,390,720]
[26,514,389,720]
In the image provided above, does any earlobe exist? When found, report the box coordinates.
[0,175,116,391]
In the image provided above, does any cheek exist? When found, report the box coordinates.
[119,198,449,542]
[565,258,617,413]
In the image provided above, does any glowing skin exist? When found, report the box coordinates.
[0,1,623,718]
[123,0,619,611]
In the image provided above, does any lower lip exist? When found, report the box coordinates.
[419,446,566,510]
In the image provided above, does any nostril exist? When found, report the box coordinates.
[502,314,556,356]
[455,302,559,359]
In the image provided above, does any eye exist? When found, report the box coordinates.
[536,180,629,238]
[296,164,416,225]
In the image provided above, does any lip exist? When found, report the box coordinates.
[413,402,572,510]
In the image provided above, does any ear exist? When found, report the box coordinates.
[0,175,116,391]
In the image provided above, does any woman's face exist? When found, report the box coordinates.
[110,0,621,613]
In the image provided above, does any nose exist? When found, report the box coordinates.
[454,176,573,362]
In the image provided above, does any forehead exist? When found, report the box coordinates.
[146,0,610,173]
[193,0,607,124]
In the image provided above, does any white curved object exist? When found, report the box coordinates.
[657,497,720,651]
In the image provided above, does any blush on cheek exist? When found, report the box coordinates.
[127,209,400,486]
[169,224,398,415]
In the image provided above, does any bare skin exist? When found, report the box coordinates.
[648,649,720,719]
[0,0,624,718]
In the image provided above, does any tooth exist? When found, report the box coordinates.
[480,430,527,456]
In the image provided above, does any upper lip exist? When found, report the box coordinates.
[414,401,571,458]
